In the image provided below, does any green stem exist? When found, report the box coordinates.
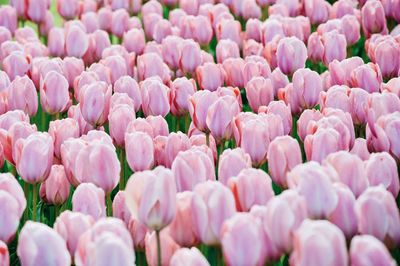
[55,205,61,219]
[41,108,46,131]
[106,193,112,216]
[156,230,162,266]
[206,132,210,147]
[175,116,180,132]
[23,181,29,222]
[184,113,190,133]
[32,183,38,221]
[119,149,125,190]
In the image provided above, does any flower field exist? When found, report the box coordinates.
[0,0,399,265]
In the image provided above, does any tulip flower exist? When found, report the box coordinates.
[218,148,252,186]
[39,164,70,206]
[169,77,197,116]
[276,37,307,75]
[72,183,106,221]
[350,235,396,266]
[0,190,20,243]
[170,247,209,266]
[114,76,142,112]
[145,229,180,266]
[18,221,71,266]
[125,131,154,172]
[0,240,9,266]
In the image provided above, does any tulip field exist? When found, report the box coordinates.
[1,0,400,265]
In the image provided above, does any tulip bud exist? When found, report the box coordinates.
[169,77,197,116]
[65,26,89,58]
[276,37,307,75]
[72,183,106,221]
[125,131,154,172]
[361,0,388,37]
[141,77,170,117]
[145,229,180,266]
[170,247,209,266]
[18,222,71,266]
[350,235,396,266]
[351,63,382,93]
[179,39,202,74]
[218,148,252,186]
[216,39,240,64]
[40,71,71,115]
[322,30,347,65]
[0,190,20,243]
[196,63,225,92]
[40,165,70,206]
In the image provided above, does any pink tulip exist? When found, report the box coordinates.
[141,77,170,117]
[276,37,307,75]
[222,58,245,88]
[367,92,400,124]
[241,0,262,19]
[172,148,215,192]
[40,71,71,114]
[0,190,20,243]
[328,57,363,87]
[304,128,342,163]
[245,77,274,112]
[355,186,400,247]
[152,19,172,43]
[111,9,129,38]
[206,95,240,141]
[54,211,94,260]
[125,131,154,172]
[196,63,225,92]
[221,213,266,266]
[79,81,111,127]
[137,52,170,83]
[75,218,134,266]
[65,26,89,58]
[169,192,199,247]
[0,240,9,266]
[169,77,197,116]
[350,138,370,160]
[290,220,348,266]
[26,0,48,23]
[179,39,202,74]
[170,247,209,266]
[216,39,240,64]
[100,55,127,85]
[218,148,252,186]
[18,222,71,266]
[0,173,26,217]
[39,165,70,205]
[56,0,79,20]
[137,166,176,230]
[108,105,135,148]
[74,141,119,194]
[3,51,30,82]
[361,0,388,37]
[350,235,396,266]
[267,136,302,188]
[161,35,183,70]
[113,76,142,112]
[216,19,242,48]
[351,63,382,93]
[72,183,106,221]
[245,19,262,42]
[145,229,180,266]
[370,36,400,79]
[321,30,347,65]
[304,0,330,24]
[243,39,263,57]
[123,28,145,56]
[383,77,400,97]
[14,132,53,184]
[307,32,324,63]
[228,168,274,212]
[62,57,84,89]
[188,90,218,132]
[365,152,399,198]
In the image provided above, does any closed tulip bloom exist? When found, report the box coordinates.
[3,51,30,82]
[216,19,242,47]
[290,220,348,266]
[40,165,70,206]
[196,63,225,92]
[18,222,71,266]
[0,190,20,243]
[304,0,330,24]
[188,90,218,132]
[222,58,245,88]
[320,85,351,114]
[382,77,400,97]
[113,76,142,112]
[351,63,382,93]
[79,81,111,127]
[350,138,371,160]
[75,141,119,194]
[276,37,307,75]
[60,138,86,187]
[110,9,129,38]
[169,77,197,116]
[328,183,358,239]
[125,132,154,172]
[54,211,94,260]
[216,39,240,64]
[138,167,176,230]
[75,218,134,266]
[218,148,252,186]
[169,192,199,247]
[367,92,400,124]
[245,19,262,42]
[0,240,9,266]
[65,26,88,58]
[245,77,274,112]
[228,168,274,212]
[307,32,324,63]
[123,29,145,55]
[0,6,17,34]
[191,181,236,245]
[304,128,341,163]
[206,95,240,141]
[56,0,79,20]
[40,71,71,115]
[365,152,399,198]
[221,213,266,266]
[361,0,387,37]
[62,57,84,89]
[369,37,400,79]
[145,229,180,266]
[170,247,209,266]
[267,136,302,188]
[100,55,127,85]
[137,52,170,83]
[172,148,215,192]
[179,39,202,74]
[108,105,135,148]
[26,0,48,23]
[329,56,364,86]
[350,235,396,266]
[72,183,106,221]
[161,36,183,70]
[14,132,53,184]
[287,162,338,219]
[355,186,400,247]
[322,30,347,65]
[141,77,170,117]
[0,173,26,218]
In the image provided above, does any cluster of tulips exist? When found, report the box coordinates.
[0,0,399,265]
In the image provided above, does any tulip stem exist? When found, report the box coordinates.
[156,230,162,266]
[23,181,29,223]
[32,183,38,222]
[106,193,112,216]
[184,114,190,133]
[119,149,125,190]
[206,133,210,147]
[175,117,180,132]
